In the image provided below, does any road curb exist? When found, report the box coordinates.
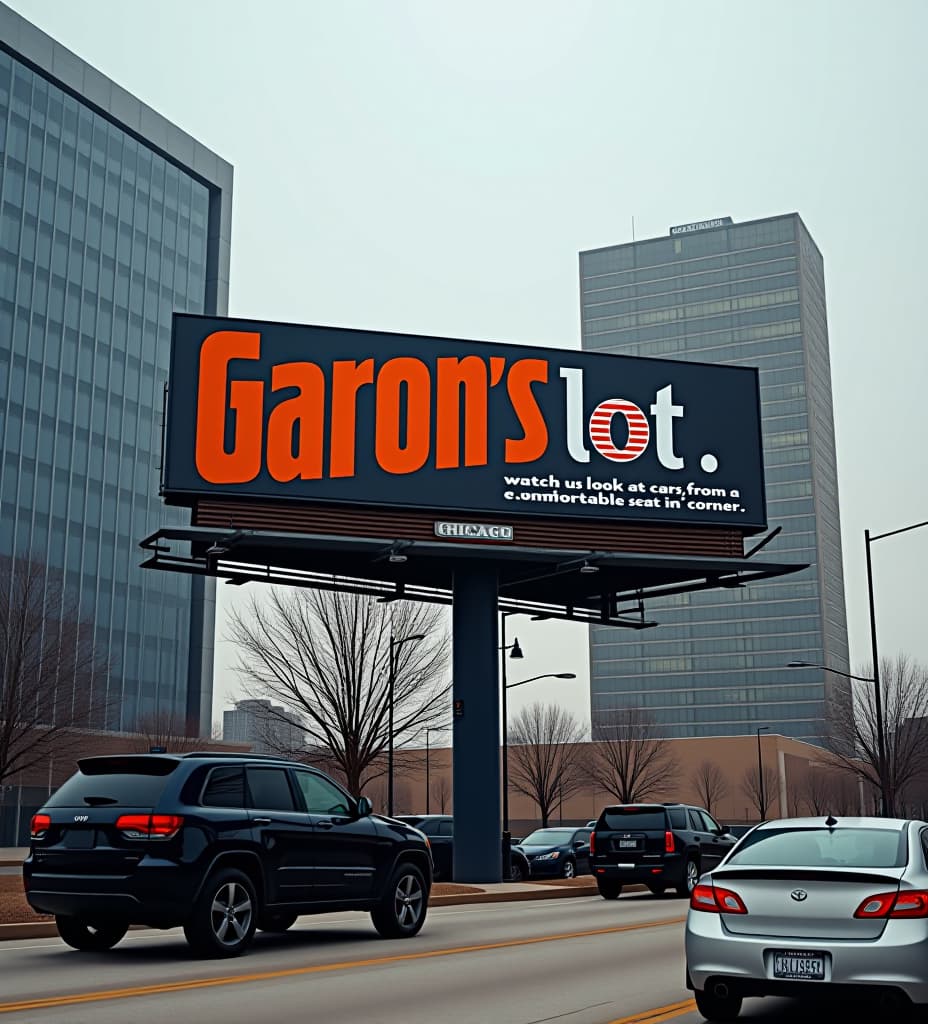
[430,884,601,906]
[0,882,649,941]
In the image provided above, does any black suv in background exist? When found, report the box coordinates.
[589,803,737,899]
[395,815,531,881]
[24,753,432,957]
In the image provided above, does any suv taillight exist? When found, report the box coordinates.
[855,890,928,919]
[116,814,183,840]
[690,883,748,914]
[30,813,51,839]
[665,830,675,853]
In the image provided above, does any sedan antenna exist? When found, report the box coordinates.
[825,815,838,829]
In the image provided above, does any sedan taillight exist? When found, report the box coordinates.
[116,814,183,840]
[30,813,51,839]
[855,890,928,919]
[690,882,748,914]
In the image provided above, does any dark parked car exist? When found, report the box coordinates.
[589,803,737,899]
[24,752,432,957]
[514,827,592,878]
[395,815,531,881]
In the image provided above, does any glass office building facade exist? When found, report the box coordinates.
[0,5,232,732]
[580,214,849,741]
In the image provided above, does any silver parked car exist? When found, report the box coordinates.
[685,816,928,1021]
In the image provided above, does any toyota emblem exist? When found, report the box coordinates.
[790,889,808,902]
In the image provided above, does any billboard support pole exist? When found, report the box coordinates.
[451,565,501,882]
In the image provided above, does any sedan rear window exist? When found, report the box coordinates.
[47,757,178,807]
[600,807,667,831]
[727,827,907,868]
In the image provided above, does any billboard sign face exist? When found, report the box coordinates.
[163,316,767,529]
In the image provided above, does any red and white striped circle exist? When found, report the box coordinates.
[588,398,650,462]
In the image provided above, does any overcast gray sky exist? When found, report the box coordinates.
[11,0,928,729]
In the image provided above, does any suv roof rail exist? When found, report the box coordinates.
[181,751,297,762]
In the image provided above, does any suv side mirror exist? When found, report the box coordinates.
[356,796,373,817]
[574,839,586,848]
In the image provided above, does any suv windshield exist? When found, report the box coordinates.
[523,829,575,845]
[600,807,666,831]
[727,827,907,868]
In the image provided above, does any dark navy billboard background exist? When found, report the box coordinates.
[163,314,767,530]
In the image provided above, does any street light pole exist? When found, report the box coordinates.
[790,519,928,820]
[864,530,889,817]
[756,726,769,820]
[499,612,522,880]
[787,662,879,805]
[502,669,578,823]
[388,632,425,817]
[864,519,928,817]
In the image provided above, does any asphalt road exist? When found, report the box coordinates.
[0,893,910,1023]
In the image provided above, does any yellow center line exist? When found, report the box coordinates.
[604,998,697,1024]
[0,915,686,1015]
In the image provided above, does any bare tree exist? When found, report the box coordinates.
[587,706,678,803]
[825,655,928,817]
[0,556,110,787]
[130,710,210,755]
[741,764,780,820]
[799,765,861,817]
[508,702,586,827]
[227,589,449,795]
[431,775,451,813]
[694,761,729,816]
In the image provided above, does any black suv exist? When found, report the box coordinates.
[589,803,737,899]
[395,815,531,881]
[23,752,432,957]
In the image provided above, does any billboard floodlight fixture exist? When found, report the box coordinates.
[374,542,412,564]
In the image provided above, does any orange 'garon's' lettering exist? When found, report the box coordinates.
[435,356,489,469]
[266,361,326,482]
[505,358,548,463]
[194,330,263,484]
[375,357,431,475]
[329,359,375,478]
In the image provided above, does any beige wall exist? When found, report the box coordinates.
[378,734,865,833]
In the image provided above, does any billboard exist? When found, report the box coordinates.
[163,315,767,530]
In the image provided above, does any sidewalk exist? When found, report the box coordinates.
[0,849,27,867]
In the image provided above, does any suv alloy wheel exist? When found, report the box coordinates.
[184,868,257,957]
[371,863,427,938]
[678,857,699,897]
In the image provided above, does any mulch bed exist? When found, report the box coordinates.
[0,875,50,925]
[533,876,597,886]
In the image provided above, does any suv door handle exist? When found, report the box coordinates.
[316,820,334,829]
[253,818,271,825]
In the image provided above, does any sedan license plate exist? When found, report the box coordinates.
[772,950,826,981]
